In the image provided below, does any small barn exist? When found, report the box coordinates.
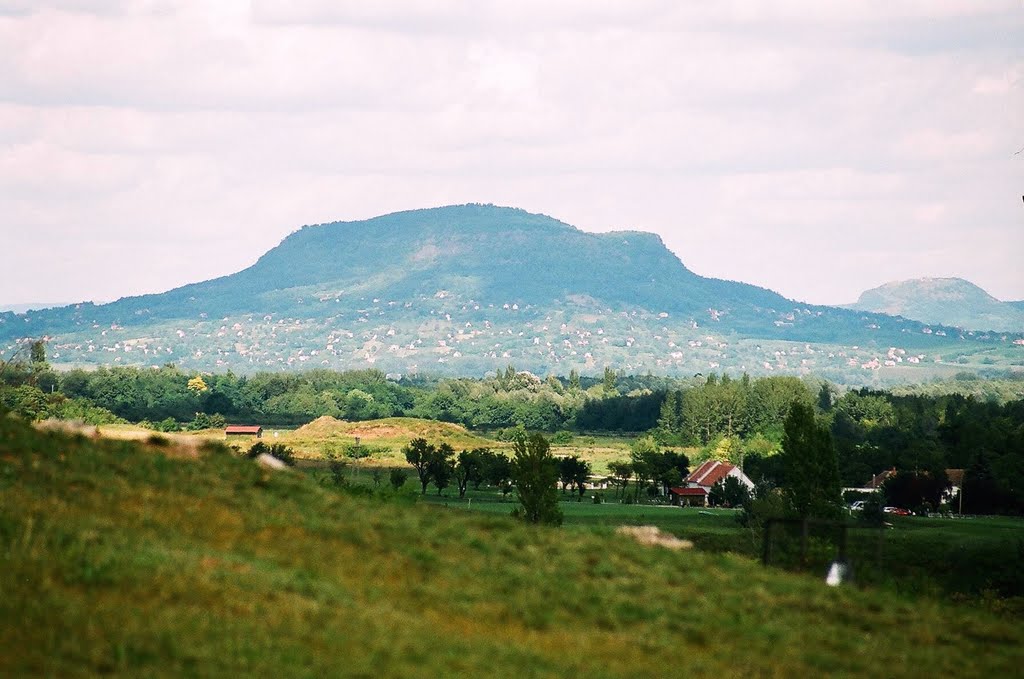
[225,425,263,439]
[669,487,709,507]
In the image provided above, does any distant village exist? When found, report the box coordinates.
[19,289,1014,385]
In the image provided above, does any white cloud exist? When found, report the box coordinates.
[0,1,1022,306]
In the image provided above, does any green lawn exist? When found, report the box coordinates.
[419,489,1024,606]
[2,416,1022,677]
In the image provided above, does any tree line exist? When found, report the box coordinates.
[2,347,1022,514]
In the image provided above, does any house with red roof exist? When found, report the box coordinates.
[669,459,754,507]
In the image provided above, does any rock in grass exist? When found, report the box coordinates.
[616,525,693,550]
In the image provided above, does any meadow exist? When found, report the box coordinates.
[2,414,1023,677]
[99,414,1024,607]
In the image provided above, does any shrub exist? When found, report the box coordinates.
[389,468,408,490]
[268,443,296,466]
[857,494,886,527]
[550,430,574,445]
[245,441,271,459]
[198,440,232,456]
[246,441,295,466]
[328,459,348,486]
[185,412,227,431]
[154,417,179,433]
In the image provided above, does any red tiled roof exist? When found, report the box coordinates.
[670,487,708,497]
[686,460,736,488]
[945,469,964,486]
[868,469,896,489]
[225,425,262,434]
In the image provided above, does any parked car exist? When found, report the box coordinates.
[882,506,912,516]
[849,500,866,512]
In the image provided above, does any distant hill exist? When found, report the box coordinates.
[846,278,1024,332]
[1,205,1017,378]
[2,205,789,326]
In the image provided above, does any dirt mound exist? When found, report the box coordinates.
[294,416,481,443]
[293,416,348,437]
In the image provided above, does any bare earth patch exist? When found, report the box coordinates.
[616,525,693,550]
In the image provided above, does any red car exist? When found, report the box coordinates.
[883,506,912,516]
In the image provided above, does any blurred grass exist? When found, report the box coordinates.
[1,415,1022,677]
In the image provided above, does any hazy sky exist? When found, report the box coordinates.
[2,0,1022,308]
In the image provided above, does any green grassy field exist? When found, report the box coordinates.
[3,416,1022,677]
[416,489,1024,607]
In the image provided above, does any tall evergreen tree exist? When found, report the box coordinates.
[780,402,842,518]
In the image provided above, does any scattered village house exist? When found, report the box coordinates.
[225,425,263,439]
[851,468,964,505]
[670,459,754,507]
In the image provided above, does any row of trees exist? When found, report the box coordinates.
[402,440,514,498]
[403,432,564,525]
[3,348,1022,514]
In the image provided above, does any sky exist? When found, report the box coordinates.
[1,0,1022,308]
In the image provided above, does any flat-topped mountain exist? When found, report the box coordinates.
[4,205,787,326]
[846,277,1024,332]
[0,205,1014,379]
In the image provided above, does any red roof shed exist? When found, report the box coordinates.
[225,425,263,438]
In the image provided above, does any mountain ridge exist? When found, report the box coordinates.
[1,205,1017,379]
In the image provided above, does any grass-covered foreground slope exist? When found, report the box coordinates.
[1,417,1021,678]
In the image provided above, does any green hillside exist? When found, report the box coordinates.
[4,204,1015,380]
[2,414,1021,677]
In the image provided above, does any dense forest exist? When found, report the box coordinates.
[2,344,1022,514]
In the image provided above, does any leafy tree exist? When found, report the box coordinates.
[454,448,484,498]
[857,492,886,526]
[511,432,562,525]
[245,441,270,458]
[550,430,574,445]
[187,375,209,393]
[246,441,295,466]
[403,437,435,494]
[480,449,513,493]
[268,443,295,466]
[958,451,1011,515]
[708,475,751,507]
[607,460,633,499]
[602,366,618,394]
[650,449,690,496]
[389,468,408,491]
[185,411,226,431]
[327,457,348,486]
[154,417,179,432]
[882,471,949,513]
[30,340,46,365]
[817,382,836,413]
[629,436,661,501]
[428,442,455,495]
[557,455,591,499]
[779,402,842,519]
